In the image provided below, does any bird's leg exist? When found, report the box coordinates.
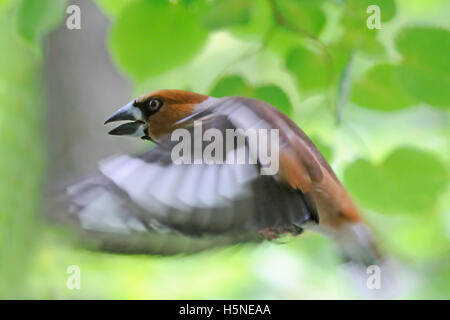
[258,228,279,241]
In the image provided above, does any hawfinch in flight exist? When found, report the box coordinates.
[63,89,380,265]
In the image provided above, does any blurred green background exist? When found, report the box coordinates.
[0,0,449,299]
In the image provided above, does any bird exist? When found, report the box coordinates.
[62,89,381,265]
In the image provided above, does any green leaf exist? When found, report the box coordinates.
[210,75,292,115]
[253,85,292,115]
[339,0,395,56]
[109,0,208,81]
[395,27,450,108]
[94,0,135,18]
[227,0,274,41]
[396,27,449,70]
[286,45,331,92]
[310,136,333,162]
[351,64,416,110]
[390,216,448,262]
[210,75,249,97]
[398,65,450,108]
[338,28,384,57]
[275,0,326,37]
[16,0,68,43]
[344,147,448,215]
[343,0,396,26]
[201,0,251,30]
[328,42,353,75]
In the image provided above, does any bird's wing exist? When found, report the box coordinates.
[207,96,361,226]
[62,99,319,255]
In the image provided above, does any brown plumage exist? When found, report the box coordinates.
[65,89,380,264]
[134,90,208,140]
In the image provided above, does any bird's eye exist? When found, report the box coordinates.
[148,98,162,111]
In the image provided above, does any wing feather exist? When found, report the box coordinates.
[60,97,322,254]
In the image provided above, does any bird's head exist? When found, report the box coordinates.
[104,89,208,142]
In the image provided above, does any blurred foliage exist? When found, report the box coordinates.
[110,1,209,81]
[396,27,450,108]
[0,0,45,298]
[211,75,293,114]
[0,0,449,299]
[16,0,68,43]
[351,64,414,110]
[344,147,448,215]
[201,0,251,30]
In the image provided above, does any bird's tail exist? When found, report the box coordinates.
[331,222,414,298]
[333,222,381,267]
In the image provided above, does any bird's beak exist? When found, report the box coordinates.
[107,121,146,137]
[104,101,147,138]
